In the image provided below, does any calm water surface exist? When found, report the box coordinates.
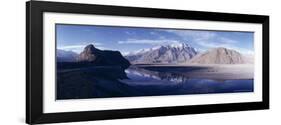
[57,65,254,99]
[120,67,254,95]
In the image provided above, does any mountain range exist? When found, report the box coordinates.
[125,43,198,64]
[57,42,252,65]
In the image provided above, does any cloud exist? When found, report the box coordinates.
[195,37,238,48]
[149,32,157,35]
[149,31,167,39]
[120,51,130,56]
[58,42,105,53]
[194,37,248,53]
[58,45,85,50]
[219,37,238,44]
[117,39,180,45]
[166,30,216,40]
[195,39,253,54]
[125,31,135,35]
[164,29,252,54]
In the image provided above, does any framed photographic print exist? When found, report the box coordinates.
[26,1,269,124]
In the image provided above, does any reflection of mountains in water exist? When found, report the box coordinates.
[124,65,247,84]
[126,66,199,84]
[126,68,188,84]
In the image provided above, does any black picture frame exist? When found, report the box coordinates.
[26,1,269,124]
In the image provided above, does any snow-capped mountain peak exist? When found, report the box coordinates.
[168,42,190,48]
[125,42,198,64]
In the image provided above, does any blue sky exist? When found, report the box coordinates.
[56,24,254,55]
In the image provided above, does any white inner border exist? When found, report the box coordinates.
[43,12,263,113]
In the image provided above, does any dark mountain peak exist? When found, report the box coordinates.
[85,44,95,48]
[77,44,130,69]
[83,44,99,54]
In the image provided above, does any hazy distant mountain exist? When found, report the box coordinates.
[125,42,198,64]
[243,54,254,64]
[77,44,130,69]
[189,47,245,64]
[57,49,78,62]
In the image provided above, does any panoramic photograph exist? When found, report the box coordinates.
[56,24,254,100]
